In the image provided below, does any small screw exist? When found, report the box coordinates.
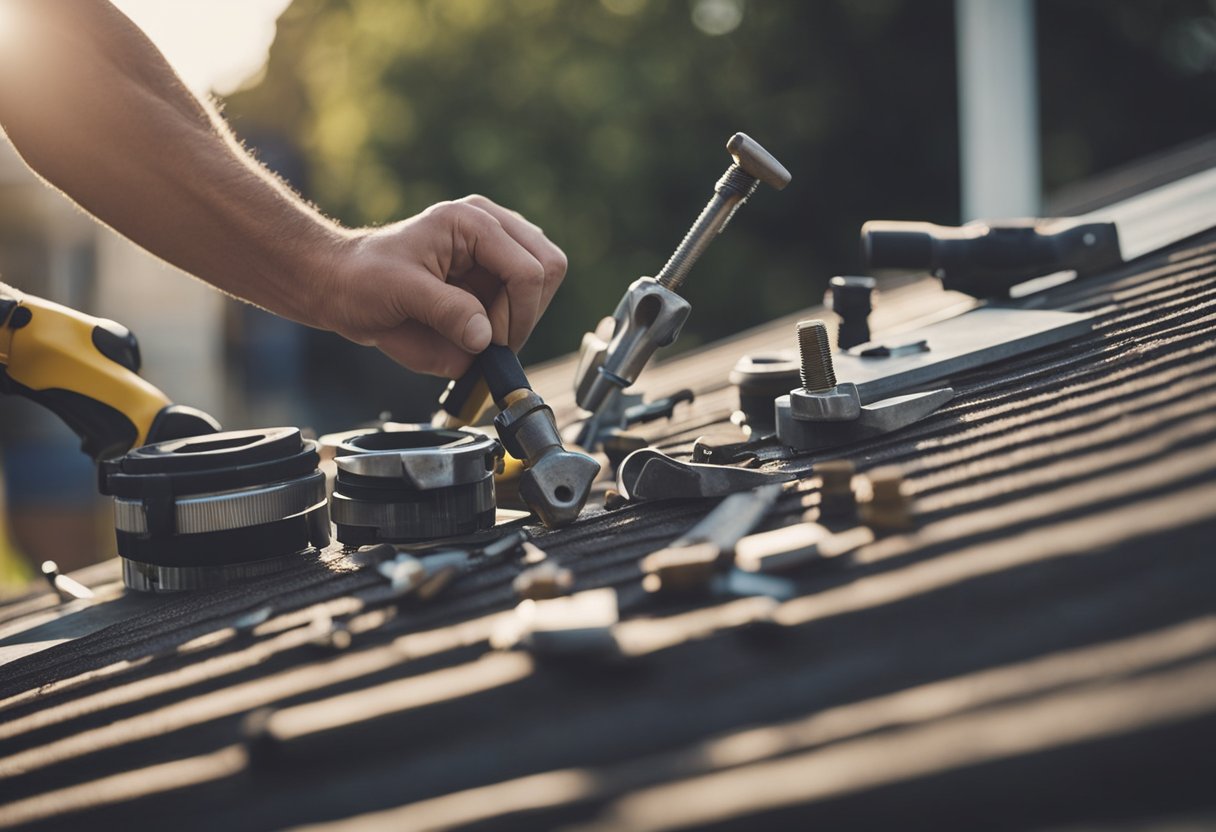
[860,467,915,531]
[816,459,857,521]
[796,319,837,392]
[514,562,574,600]
[604,489,629,511]
[41,560,95,603]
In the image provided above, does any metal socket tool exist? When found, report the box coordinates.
[730,351,801,434]
[101,427,330,592]
[575,133,791,419]
[477,345,600,528]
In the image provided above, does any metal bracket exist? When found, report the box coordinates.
[617,448,794,502]
[837,306,1093,402]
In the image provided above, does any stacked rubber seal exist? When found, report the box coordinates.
[730,351,802,434]
[330,427,503,545]
[100,427,329,592]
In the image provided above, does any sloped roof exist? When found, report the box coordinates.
[1,183,1215,829]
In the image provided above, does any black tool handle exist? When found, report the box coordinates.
[437,365,488,423]
[861,217,1122,298]
[471,345,531,407]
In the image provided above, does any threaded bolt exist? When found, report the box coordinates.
[860,467,914,531]
[796,319,837,392]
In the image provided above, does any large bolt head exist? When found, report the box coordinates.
[519,449,601,529]
[788,382,862,422]
[726,133,792,190]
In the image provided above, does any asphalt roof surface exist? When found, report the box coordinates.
[1,220,1215,830]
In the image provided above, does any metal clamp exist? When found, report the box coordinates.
[333,429,500,488]
[575,132,790,418]
[330,427,504,545]
[617,448,794,502]
[114,471,327,535]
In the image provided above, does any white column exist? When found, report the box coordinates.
[956,0,1041,221]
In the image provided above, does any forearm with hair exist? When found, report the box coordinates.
[0,0,347,326]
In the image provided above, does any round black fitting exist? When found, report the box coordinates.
[828,276,877,350]
[729,352,801,433]
[101,427,329,583]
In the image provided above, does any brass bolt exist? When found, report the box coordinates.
[514,562,574,600]
[816,459,857,521]
[860,466,915,531]
[796,319,837,392]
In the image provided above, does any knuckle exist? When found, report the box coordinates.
[424,200,461,225]
[441,201,494,238]
[459,194,494,211]
[542,249,568,282]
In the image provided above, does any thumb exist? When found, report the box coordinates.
[397,272,493,353]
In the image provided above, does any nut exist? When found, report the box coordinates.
[788,382,862,422]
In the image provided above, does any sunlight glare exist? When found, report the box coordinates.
[110,0,294,95]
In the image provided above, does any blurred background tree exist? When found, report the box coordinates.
[223,0,1216,425]
[2,0,1214,585]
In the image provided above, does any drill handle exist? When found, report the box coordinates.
[0,283,219,460]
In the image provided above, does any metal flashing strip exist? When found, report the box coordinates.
[841,307,1094,402]
[1086,164,1216,262]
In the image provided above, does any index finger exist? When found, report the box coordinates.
[458,195,568,321]
[438,202,546,349]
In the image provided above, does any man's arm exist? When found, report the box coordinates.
[0,0,565,378]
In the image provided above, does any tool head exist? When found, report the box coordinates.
[616,448,793,502]
[860,220,945,271]
[519,448,601,529]
[727,133,792,191]
[576,277,692,414]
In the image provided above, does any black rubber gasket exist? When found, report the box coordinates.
[102,432,319,499]
[333,471,492,503]
[336,505,497,546]
[336,427,476,456]
[115,506,328,568]
[333,476,496,544]
[116,427,302,473]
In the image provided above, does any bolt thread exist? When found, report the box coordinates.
[796,319,836,391]
[656,166,756,293]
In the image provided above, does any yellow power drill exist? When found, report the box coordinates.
[0,282,220,460]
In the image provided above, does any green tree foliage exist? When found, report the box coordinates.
[226,0,962,363]
[226,0,1215,368]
